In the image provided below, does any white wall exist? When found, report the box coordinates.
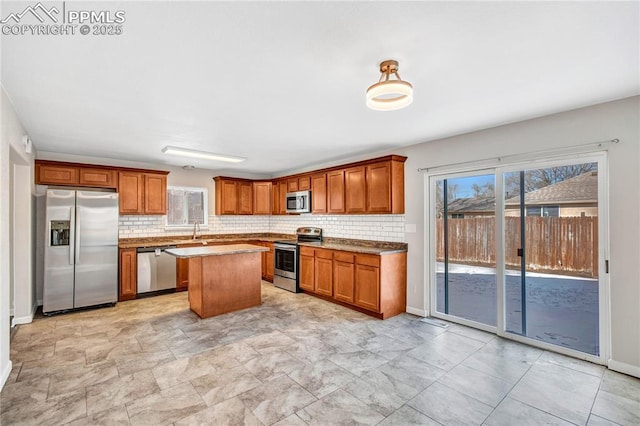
[10,157,35,325]
[0,90,11,390]
[1,87,35,390]
[393,96,639,375]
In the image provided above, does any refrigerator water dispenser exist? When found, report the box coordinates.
[50,220,70,246]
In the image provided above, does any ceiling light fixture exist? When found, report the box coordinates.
[161,146,246,163]
[366,59,413,111]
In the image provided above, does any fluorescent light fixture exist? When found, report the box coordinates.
[366,59,413,111]
[161,146,246,163]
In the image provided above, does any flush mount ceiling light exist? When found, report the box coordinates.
[366,59,413,111]
[161,146,246,163]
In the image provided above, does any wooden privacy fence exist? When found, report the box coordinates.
[435,216,598,278]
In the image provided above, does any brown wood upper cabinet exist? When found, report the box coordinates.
[327,170,345,213]
[143,173,167,214]
[271,181,280,215]
[278,181,288,214]
[214,177,253,215]
[216,179,238,215]
[287,176,311,193]
[345,166,366,214]
[79,168,117,188]
[118,171,167,215]
[311,173,327,213]
[253,182,272,215]
[275,155,406,215]
[118,172,144,214]
[36,160,123,190]
[237,181,253,215]
[366,160,405,214]
[35,160,169,213]
[209,155,405,216]
[36,162,80,186]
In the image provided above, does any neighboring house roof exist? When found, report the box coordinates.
[506,171,597,206]
[447,196,495,214]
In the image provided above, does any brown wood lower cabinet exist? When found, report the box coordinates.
[355,261,380,311]
[299,247,315,292]
[119,248,137,301]
[314,249,334,297]
[255,241,275,282]
[333,252,355,303]
[176,258,189,292]
[299,246,406,319]
[175,242,212,292]
[264,243,274,282]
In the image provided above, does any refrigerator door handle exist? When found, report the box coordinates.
[69,206,75,265]
[75,208,81,264]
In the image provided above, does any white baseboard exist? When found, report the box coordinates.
[0,361,13,392]
[12,315,33,327]
[608,359,640,379]
[11,303,36,327]
[406,306,427,317]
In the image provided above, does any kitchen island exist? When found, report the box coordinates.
[165,244,268,319]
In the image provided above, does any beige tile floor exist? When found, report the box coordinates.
[2,282,639,425]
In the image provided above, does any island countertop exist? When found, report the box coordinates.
[165,243,268,258]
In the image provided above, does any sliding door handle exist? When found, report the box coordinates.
[517,248,523,257]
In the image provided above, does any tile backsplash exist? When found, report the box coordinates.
[269,215,404,242]
[119,214,405,242]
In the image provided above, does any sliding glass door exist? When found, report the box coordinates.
[429,154,606,359]
[503,162,601,356]
[434,171,497,329]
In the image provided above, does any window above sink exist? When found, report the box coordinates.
[166,186,208,228]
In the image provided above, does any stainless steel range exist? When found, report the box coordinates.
[273,227,323,292]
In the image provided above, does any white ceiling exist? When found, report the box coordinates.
[1,1,638,175]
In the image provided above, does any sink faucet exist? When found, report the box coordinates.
[192,220,201,239]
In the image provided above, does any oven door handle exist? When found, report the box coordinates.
[275,244,297,251]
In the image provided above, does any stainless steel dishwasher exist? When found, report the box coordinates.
[136,245,177,294]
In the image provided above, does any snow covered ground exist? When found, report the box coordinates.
[435,262,599,355]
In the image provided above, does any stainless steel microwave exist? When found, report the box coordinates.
[286,191,311,214]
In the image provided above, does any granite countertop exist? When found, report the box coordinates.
[165,243,269,258]
[118,233,294,249]
[120,233,408,255]
[298,241,406,255]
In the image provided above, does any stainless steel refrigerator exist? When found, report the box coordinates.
[43,189,119,314]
